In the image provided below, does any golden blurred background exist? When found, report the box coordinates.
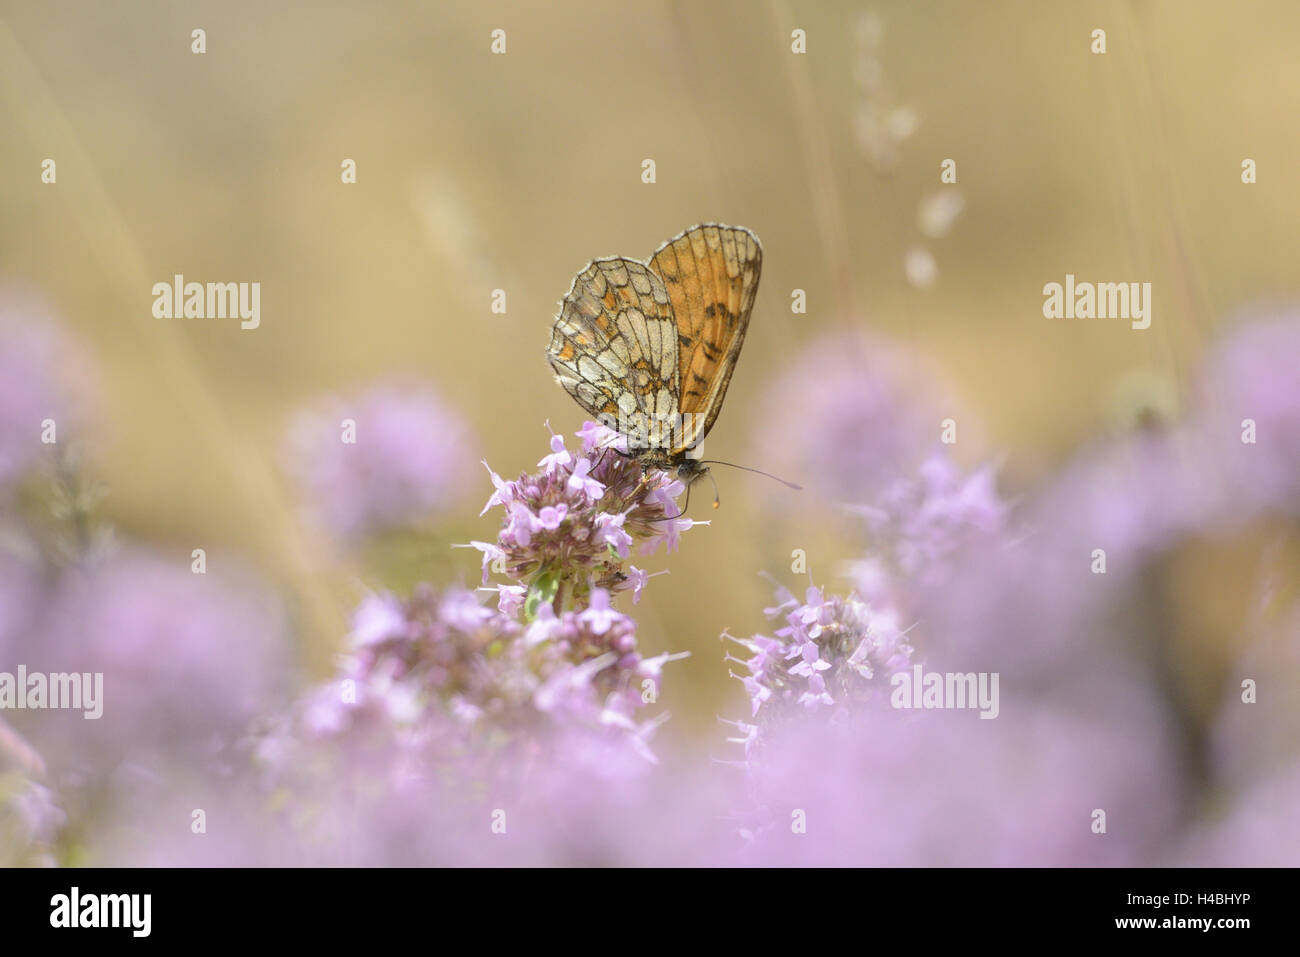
[2,0,1297,731]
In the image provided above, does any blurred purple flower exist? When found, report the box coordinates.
[751,330,958,503]
[987,312,1300,595]
[912,430,1220,684]
[849,452,1007,594]
[0,536,43,665]
[1175,760,1300,866]
[740,679,1184,865]
[1205,603,1300,800]
[250,725,743,865]
[721,425,1195,865]
[245,421,706,863]
[1191,310,1300,515]
[0,290,94,492]
[243,570,702,864]
[77,765,298,866]
[350,591,407,646]
[1,771,66,866]
[276,581,683,773]
[286,384,476,541]
[1177,603,1300,866]
[1036,430,1227,564]
[16,548,293,776]
[913,311,1300,691]
[579,588,618,635]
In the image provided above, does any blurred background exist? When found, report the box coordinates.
[1,0,1298,865]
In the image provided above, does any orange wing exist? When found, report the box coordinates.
[648,224,762,451]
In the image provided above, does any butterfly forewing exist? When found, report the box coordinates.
[648,224,762,452]
[548,257,680,448]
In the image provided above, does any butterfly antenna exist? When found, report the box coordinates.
[706,468,721,509]
[698,460,802,491]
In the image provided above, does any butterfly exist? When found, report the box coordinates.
[547,223,767,496]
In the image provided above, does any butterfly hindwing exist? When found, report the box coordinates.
[648,224,762,451]
[548,257,680,446]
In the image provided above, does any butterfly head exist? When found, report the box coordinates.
[629,448,719,510]
[673,456,719,509]
[673,455,707,481]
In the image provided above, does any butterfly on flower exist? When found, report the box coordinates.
[547,224,796,503]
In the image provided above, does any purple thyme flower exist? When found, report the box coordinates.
[566,458,605,500]
[538,431,573,474]
[577,419,624,454]
[251,423,698,865]
[848,451,1008,594]
[625,565,660,604]
[580,588,620,635]
[727,578,913,740]
[478,422,703,609]
[480,462,515,515]
[285,582,682,769]
[536,503,568,531]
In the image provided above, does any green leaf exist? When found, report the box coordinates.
[524,568,561,622]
